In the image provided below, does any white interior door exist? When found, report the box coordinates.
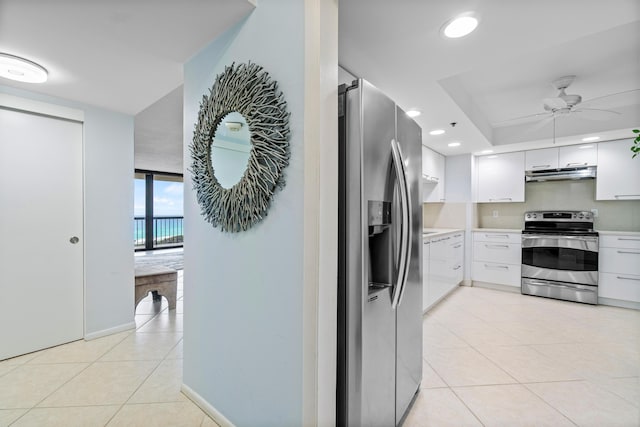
[0,107,84,360]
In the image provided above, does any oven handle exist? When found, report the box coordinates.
[526,281,595,292]
[522,235,598,242]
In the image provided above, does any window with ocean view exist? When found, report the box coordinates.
[134,171,183,250]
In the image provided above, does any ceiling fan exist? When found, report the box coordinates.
[494,75,631,129]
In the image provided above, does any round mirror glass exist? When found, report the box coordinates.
[210,112,252,189]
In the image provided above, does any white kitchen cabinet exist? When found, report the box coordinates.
[596,139,640,201]
[525,148,558,171]
[558,144,597,168]
[423,231,463,312]
[599,233,640,304]
[472,231,522,288]
[422,146,445,203]
[476,152,525,202]
[422,239,430,312]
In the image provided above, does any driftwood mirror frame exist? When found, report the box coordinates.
[190,62,291,232]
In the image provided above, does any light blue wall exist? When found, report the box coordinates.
[0,85,135,337]
[182,0,306,425]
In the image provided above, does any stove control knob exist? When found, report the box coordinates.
[526,214,531,219]
[578,213,584,219]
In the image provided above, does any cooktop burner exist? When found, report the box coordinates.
[523,210,596,234]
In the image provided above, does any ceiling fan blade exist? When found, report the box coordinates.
[543,97,568,111]
[571,108,621,121]
[524,115,555,134]
[578,88,640,109]
[493,111,552,128]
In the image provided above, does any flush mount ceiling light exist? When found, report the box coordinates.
[448,142,461,147]
[582,136,600,142]
[429,129,445,136]
[406,109,421,118]
[0,53,48,83]
[442,13,479,39]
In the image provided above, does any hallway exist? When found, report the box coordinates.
[0,271,216,427]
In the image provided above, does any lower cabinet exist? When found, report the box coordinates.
[472,231,522,288]
[423,231,464,312]
[598,234,640,305]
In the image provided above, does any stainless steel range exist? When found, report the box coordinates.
[521,211,599,304]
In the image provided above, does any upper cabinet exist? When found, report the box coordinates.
[525,148,558,170]
[596,139,640,200]
[558,144,597,168]
[525,144,597,171]
[422,146,445,203]
[476,152,525,203]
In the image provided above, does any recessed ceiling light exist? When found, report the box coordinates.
[579,145,594,149]
[0,53,48,83]
[429,129,445,136]
[487,155,498,159]
[406,109,421,118]
[448,142,461,147]
[443,14,479,39]
[481,149,494,154]
[582,136,600,142]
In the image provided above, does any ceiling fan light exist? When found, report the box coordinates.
[443,15,479,38]
[0,53,48,83]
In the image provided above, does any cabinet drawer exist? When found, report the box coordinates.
[599,248,640,276]
[473,241,521,265]
[430,235,464,260]
[474,231,521,244]
[599,272,640,302]
[472,261,521,287]
[599,235,640,250]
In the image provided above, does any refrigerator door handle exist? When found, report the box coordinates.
[390,139,412,309]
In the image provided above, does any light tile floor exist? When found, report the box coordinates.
[0,271,216,427]
[404,286,640,427]
[2,280,639,426]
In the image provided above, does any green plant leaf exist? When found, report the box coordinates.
[633,129,640,133]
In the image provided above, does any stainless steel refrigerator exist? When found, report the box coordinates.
[337,79,423,426]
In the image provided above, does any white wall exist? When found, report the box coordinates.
[0,85,135,338]
[182,0,337,425]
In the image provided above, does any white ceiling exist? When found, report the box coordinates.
[339,0,640,155]
[0,0,254,174]
[1,0,638,171]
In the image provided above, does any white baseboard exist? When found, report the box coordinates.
[598,297,640,311]
[472,281,521,294]
[84,321,135,341]
[181,383,235,427]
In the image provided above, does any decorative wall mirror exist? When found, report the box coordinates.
[190,62,290,232]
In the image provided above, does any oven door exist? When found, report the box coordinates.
[521,234,598,286]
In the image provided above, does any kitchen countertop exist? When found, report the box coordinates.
[423,228,464,238]
[472,228,522,233]
[596,230,640,236]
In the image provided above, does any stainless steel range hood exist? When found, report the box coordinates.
[525,166,596,182]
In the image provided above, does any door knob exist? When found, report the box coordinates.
[69,236,79,244]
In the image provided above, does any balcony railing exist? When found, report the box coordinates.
[134,216,183,250]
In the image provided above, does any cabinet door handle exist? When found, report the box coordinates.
[453,265,462,271]
[484,264,509,270]
[617,276,640,281]
[615,195,640,198]
[485,234,509,239]
[485,244,509,249]
[566,162,587,166]
[489,198,512,201]
[532,164,550,169]
[617,251,640,255]
[618,238,640,241]
[453,244,462,249]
